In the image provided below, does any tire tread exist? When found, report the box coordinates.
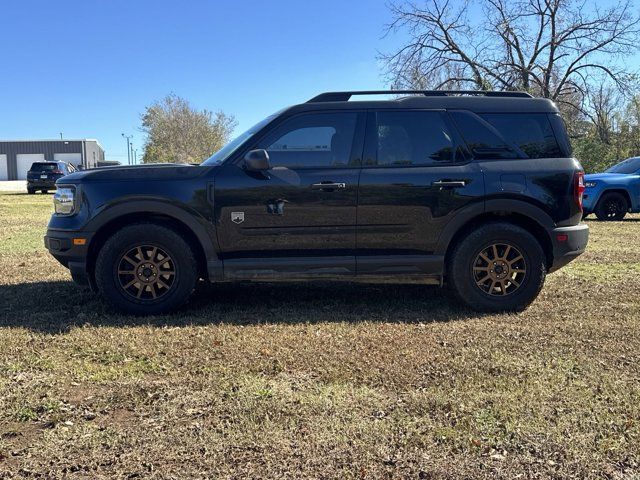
[447,222,546,312]
[94,223,197,315]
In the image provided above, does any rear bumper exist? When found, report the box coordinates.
[548,223,589,273]
[44,229,94,287]
[28,180,57,189]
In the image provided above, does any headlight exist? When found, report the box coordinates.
[53,186,76,215]
[584,181,597,188]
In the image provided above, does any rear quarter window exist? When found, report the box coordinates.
[449,111,519,160]
[480,113,564,159]
[547,113,573,157]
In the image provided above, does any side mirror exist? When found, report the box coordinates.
[243,149,271,172]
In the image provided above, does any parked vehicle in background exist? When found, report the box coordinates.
[45,90,588,315]
[583,156,640,221]
[27,161,76,194]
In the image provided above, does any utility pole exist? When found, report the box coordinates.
[59,132,63,140]
[133,148,138,164]
[121,133,133,165]
[130,143,135,165]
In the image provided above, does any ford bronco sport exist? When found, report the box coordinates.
[45,90,588,315]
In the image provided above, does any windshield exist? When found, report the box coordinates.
[605,157,640,174]
[202,113,279,166]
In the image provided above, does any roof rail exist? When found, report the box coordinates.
[307,90,534,103]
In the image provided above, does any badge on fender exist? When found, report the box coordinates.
[231,212,245,224]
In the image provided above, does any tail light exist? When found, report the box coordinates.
[574,171,585,211]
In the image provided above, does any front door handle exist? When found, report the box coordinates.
[311,182,346,191]
[432,180,467,189]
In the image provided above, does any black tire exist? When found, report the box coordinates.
[27,187,35,194]
[42,190,48,194]
[447,222,546,312]
[594,192,628,221]
[95,223,198,315]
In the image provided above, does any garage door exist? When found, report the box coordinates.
[16,154,46,180]
[0,155,7,180]
[54,153,82,166]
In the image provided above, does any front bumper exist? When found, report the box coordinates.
[45,229,94,287]
[582,192,596,213]
[548,223,589,273]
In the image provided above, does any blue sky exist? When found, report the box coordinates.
[1,1,635,163]
[0,0,397,162]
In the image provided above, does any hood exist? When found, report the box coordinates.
[59,163,214,183]
[584,172,633,181]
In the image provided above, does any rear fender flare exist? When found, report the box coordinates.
[434,199,555,256]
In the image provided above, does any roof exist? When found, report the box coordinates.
[0,139,103,146]
[297,90,559,114]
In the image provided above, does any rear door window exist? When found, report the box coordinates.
[369,110,461,166]
[480,113,563,159]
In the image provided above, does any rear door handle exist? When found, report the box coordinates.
[432,180,467,189]
[311,182,346,191]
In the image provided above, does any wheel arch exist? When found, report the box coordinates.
[85,202,220,285]
[594,188,632,210]
[437,200,555,271]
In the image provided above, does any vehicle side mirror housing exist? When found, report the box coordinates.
[243,149,271,172]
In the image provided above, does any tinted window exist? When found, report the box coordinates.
[258,112,357,168]
[371,111,457,166]
[548,113,572,157]
[30,163,57,171]
[450,111,519,159]
[481,113,563,159]
[203,113,279,165]
[606,157,640,174]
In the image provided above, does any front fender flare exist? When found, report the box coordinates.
[85,199,222,280]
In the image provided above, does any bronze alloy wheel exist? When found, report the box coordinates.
[472,243,527,296]
[116,245,176,300]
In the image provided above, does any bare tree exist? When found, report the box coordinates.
[141,94,236,164]
[584,83,621,144]
[620,94,640,154]
[383,0,640,107]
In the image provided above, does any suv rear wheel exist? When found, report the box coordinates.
[95,223,198,315]
[448,222,546,312]
[595,192,628,221]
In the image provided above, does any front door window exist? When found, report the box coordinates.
[258,112,359,168]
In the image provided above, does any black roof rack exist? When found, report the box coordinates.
[307,90,533,103]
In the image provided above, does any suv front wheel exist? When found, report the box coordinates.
[95,223,198,315]
[448,222,546,312]
[595,192,628,221]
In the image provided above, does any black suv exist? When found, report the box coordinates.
[27,161,76,194]
[45,91,588,315]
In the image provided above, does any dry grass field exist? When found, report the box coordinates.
[0,191,639,479]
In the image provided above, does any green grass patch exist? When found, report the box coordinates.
[0,193,639,478]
